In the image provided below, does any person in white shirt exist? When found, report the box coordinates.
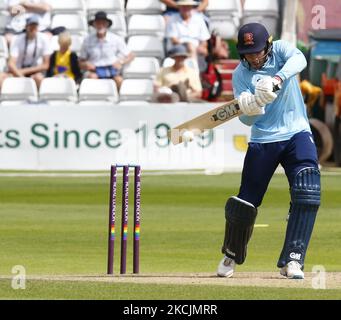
[3,16,52,88]
[5,0,52,43]
[166,0,210,71]
[79,11,135,90]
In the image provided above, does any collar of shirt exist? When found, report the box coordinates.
[91,32,112,43]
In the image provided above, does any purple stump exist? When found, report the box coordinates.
[133,166,141,274]
[107,165,117,275]
[120,166,129,274]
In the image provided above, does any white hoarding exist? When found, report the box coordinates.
[0,104,251,171]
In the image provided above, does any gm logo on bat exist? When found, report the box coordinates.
[211,103,240,122]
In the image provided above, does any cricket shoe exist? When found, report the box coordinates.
[217,256,235,278]
[280,261,304,279]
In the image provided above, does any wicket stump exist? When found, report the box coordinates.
[107,164,141,275]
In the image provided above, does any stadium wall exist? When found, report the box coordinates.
[0,104,251,172]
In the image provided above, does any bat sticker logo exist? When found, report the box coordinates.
[211,104,239,121]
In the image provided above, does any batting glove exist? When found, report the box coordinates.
[238,91,265,116]
[255,76,281,105]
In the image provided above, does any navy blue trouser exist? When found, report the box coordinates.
[238,131,319,208]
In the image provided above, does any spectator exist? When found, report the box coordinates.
[166,0,210,71]
[161,0,209,23]
[79,11,135,90]
[46,32,82,83]
[153,45,203,102]
[5,0,52,43]
[1,16,51,88]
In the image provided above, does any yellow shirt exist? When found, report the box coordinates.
[54,50,74,79]
[155,65,202,92]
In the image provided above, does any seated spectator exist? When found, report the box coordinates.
[79,11,135,90]
[161,0,209,23]
[1,16,51,88]
[166,0,210,71]
[46,32,82,83]
[153,45,203,102]
[5,0,52,43]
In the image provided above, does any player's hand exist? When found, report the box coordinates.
[238,92,265,116]
[255,76,280,105]
[86,62,96,71]
[113,62,122,70]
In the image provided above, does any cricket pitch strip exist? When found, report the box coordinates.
[1,272,340,289]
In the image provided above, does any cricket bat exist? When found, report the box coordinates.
[168,98,241,145]
[168,84,281,145]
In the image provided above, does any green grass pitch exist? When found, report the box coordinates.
[0,171,340,299]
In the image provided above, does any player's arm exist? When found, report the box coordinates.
[8,56,24,77]
[197,40,208,56]
[120,52,135,65]
[160,0,178,9]
[8,4,26,16]
[255,40,304,102]
[21,1,51,13]
[114,38,135,69]
[170,37,181,45]
[197,0,209,12]
[79,38,95,71]
[166,16,181,45]
[187,70,202,99]
[20,55,49,76]
[79,59,95,71]
[274,40,307,81]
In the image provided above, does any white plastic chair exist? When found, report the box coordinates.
[0,58,6,72]
[128,14,165,38]
[0,77,38,105]
[0,11,8,34]
[0,35,8,58]
[0,35,8,72]
[79,79,118,104]
[119,79,154,101]
[51,14,88,36]
[126,0,165,16]
[123,57,160,79]
[127,36,165,60]
[109,13,127,37]
[49,0,86,14]
[86,0,123,16]
[243,0,279,16]
[205,0,242,18]
[209,19,240,40]
[39,78,78,104]
[118,100,150,106]
[0,0,7,11]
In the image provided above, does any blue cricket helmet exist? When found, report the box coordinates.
[237,23,271,55]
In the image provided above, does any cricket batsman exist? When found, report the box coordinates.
[217,23,321,279]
